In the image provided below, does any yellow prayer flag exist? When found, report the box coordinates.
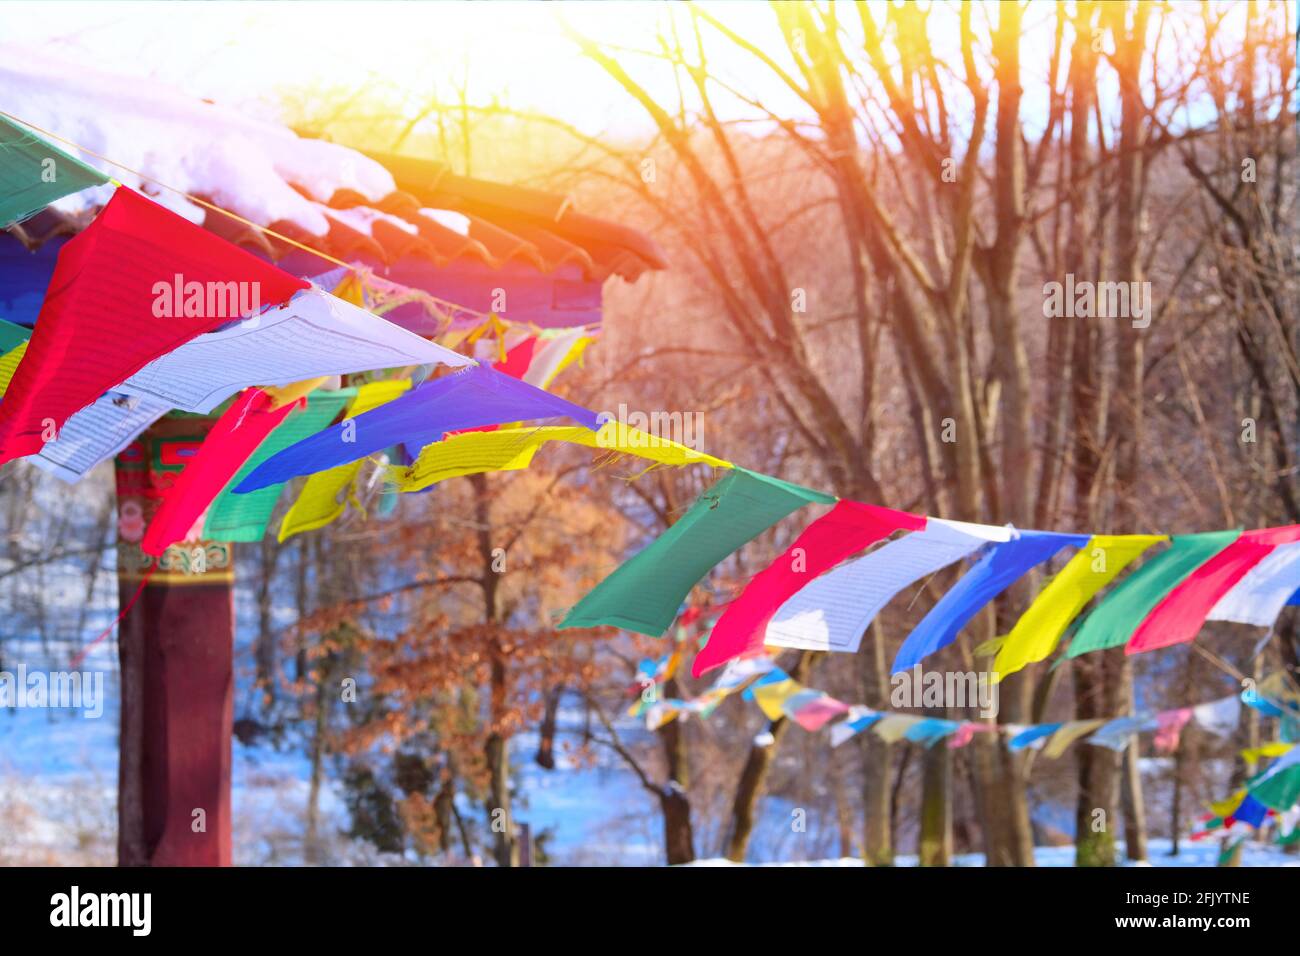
[872,714,921,744]
[395,421,732,492]
[263,376,330,409]
[1043,719,1107,759]
[1208,790,1247,818]
[1241,742,1294,764]
[992,534,1167,682]
[543,335,596,387]
[646,706,680,731]
[277,379,411,541]
[752,679,802,720]
[0,341,28,396]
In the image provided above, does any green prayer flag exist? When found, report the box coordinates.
[560,468,835,636]
[0,116,110,227]
[0,318,32,353]
[1066,530,1241,658]
[203,389,356,542]
[1247,750,1300,812]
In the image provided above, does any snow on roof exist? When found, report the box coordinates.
[0,46,667,286]
[0,44,394,232]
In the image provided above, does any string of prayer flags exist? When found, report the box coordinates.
[276,379,412,541]
[560,469,834,636]
[0,187,308,464]
[202,388,357,542]
[1065,530,1242,658]
[395,421,731,492]
[823,694,1242,755]
[693,501,926,677]
[991,534,1166,681]
[115,286,469,415]
[892,530,1088,674]
[764,518,1013,654]
[0,115,109,227]
[141,388,302,556]
[233,365,601,493]
[634,656,773,729]
[1126,525,1300,655]
[1208,540,1300,628]
[708,648,1245,759]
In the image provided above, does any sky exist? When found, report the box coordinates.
[0,0,800,136]
[0,2,1271,161]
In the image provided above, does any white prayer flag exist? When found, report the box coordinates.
[115,287,472,413]
[763,518,1013,653]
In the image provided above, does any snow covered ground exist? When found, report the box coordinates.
[0,632,662,865]
[2,635,1293,867]
[688,839,1300,867]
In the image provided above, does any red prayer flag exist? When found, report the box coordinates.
[1125,524,1300,654]
[0,187,307,463]
[141,389,302,556]
[496,336,537,379]
[692,500,926,677]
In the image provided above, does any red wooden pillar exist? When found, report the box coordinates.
[114,414,235,867]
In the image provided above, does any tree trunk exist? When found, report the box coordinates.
[659,675,696,864]
[472,473,516,867]
[858,621,894,865]
[1107,0,1152,866]
[1072,656,1119,866]
[254,535,279,705]
[1120,741,1149,862]
[304,665,329,865]
[918,718,952,866]
[660,787,695,865]
[724,651,815,862]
